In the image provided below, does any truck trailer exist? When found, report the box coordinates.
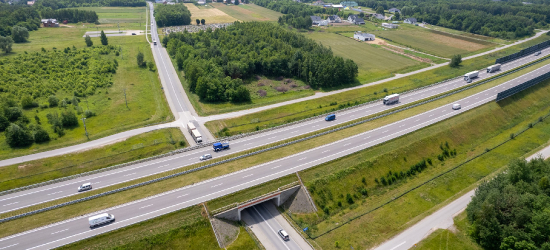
[187,122,203,143]
[383,94,399,105]
[464,71,479,81]
[213,142,229,151]
[487,64,501,73]
[89,213,115,228]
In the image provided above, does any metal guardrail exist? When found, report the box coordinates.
[496,71,550,101]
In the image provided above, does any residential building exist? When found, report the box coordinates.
[388,8,400,13]
[354,31,375,41]
[27,0,34,5]
[332,4,343,9]
[347,15,365,25]
[404,17,417,24]
[311,15,323,25]
[372,13,385,20]
[327,15,342,23]
[197,0,206,4]
[313,0,324,5]
[317,20,329,26]
[41,19,59,27]
[340,1,357,7]
[382,22,398,29]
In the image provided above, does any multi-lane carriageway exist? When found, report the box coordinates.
[1,56,550,249]
[0,49,549,216]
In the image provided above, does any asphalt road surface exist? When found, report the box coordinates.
[1,50,549,215]
[1,59,549,249]
[374,140,550,250]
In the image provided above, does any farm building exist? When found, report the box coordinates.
[404,18,417,24]
[327,15,342,23]
[331,4,343,9]
[340,1,357,7]
[311,16,323,25]
[41,19,59,27]
[197,0,206,4]
[347,15,365,25]
[388,8,400,13]
[382,22,398,28]
[354,31,375,41]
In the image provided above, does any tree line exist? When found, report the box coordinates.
[35,0,145,9]
[41,8,99,23]
[355,0,550,39]
[154,4,192,27]
[254,0,338,29]
[164,22,357,103]
[466,158,550,250]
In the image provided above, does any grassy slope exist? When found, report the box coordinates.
[304,32,424,83]
[0,11,172,160]
[293,79,550,249]
[212,3,282,22]
[413,211,482,250]
[0,128,186,192]
[204,34,550,136]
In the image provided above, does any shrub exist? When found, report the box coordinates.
[61,111,78,127]
[5,123,34,147]
[32,125,50,143]
[21,95,37,109]
[48,95,59,107]
[346,193,354,204]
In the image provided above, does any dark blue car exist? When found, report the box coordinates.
[325,114,336,121]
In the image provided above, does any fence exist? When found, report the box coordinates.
[496,70,550,101]
[495,40,550,64]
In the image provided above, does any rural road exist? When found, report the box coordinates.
[1,59,549,249]
[374,146,550,250]
[1,49,548,214]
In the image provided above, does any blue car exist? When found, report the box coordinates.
[325,114,336,121]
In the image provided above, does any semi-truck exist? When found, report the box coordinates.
[464,71,479,81]
[487,64,501,73]
[89,213,115,228]
[383,94,399,105]
[213,142,229,151]
[187,122,203,143]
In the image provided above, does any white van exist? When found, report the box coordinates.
[278,229,289,241]
[78,183,92,192]
[89,213,115,228]
[452,103,461,110]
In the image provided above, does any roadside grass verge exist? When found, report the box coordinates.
[0,35,173,160]
[414,211,482,250]
[2,58,545,237]
[204,34,550,136]
[291,80,550,248]
[0,128,186,192]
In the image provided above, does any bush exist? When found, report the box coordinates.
[61,111,79,127]
[11,26,29,43]
[5,123,34,147]
[32,125,50,143]
[48,95,59,107]
[4,107,24,122]
[450,54,462,68]
[346,193,354,204]
[84,110,95,118]
[0,114,8,131]
[21,95,37,109]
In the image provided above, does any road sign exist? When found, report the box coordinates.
[303,227,308,232]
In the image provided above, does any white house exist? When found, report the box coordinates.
[354,31,375,41]
[311,15,323,25]
[347,15,365,25]
[388,8,400,13]
[317,20,329,26]
[372,13,385,20]
[404,17,417,24]
[327,15,342,23]
[382,22,398,28]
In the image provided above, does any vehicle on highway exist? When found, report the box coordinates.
[213,142,229,151]
[77,183,92,192]
[187,122,203,143]
[153,40,157,45]
[487,64,501,73]
[278,229,289,241]
[200,154,212,161]
[383,94,400,105]
[452,103,461,110]
[131,33,136,35]
[89,213,115,228]
[464,71,479,81]
[535,51,542,56]
[325,114,336,121]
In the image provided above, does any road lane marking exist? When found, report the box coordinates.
[344,143,351,146]
[177,194,188,198]
[243,174,254,178]
[51,229,69,235]
[139,204,154,210]
[383,130,389,133]
[321,150,330,153]
[268,137,276,140]
[390,241,406,250]
[290,131,298,133]
[2,202,18,206]
[211,183,223,188]
[298,157,307,161]
[272,165,281,169]
[123,173,136,177]
[47,191,63,196]
[251,206,291,250]
[0,244,19,250]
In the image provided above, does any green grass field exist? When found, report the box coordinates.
[204,34,550,136]
[305,32,425,82]
[77,6,147,24]
[415,211,482,250]
[370,25,496,58]
[212,3,282,22]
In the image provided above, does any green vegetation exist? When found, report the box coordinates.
[77,6,146,25]
[212,3,282,22]
[415,211,483,250]
[154,4,191,27]
[254,0,338,29]
[36,0,146,8]
[466,158,550,250]
[0,128,185,192]
[0,4,41,38]
[204,34,550,136]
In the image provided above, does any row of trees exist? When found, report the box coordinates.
[40,8,99,23]
[254,0,338,29]
[165,22,357,102]
[35,0,145,9]
[467,158,550,250]
[154,4,192,27]
[355,0,549,39]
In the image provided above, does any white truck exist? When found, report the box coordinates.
[89,213,115,228]
[464,71,479,81]
[383,94,399,105]
[187,122,203,143]
[487,64,501,73]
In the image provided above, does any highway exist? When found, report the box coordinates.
[1,58,549,249]
[1,47,548,215]
[374,140,550,250]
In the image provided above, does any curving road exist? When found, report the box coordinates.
[1,59,549,249]
[1,48,548,215]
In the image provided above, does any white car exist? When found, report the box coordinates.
[452,103,461,110]
[78,182,92,192]
[200,154,212,161]
[278,229,289,241]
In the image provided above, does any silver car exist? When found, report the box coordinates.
[200,154,212,161]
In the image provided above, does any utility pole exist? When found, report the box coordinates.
[124,88,129,109]
[82,115,89,140]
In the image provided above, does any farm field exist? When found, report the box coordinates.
[77,6,146,25]
[305,31,425,83]
[212,3,282,22]
[371,25,497,58]
[184,3,237,24]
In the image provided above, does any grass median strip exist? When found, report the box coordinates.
[1,57,548,238]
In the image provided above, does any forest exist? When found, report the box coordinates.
[40,9,99,23]
[254,0,338,29]
[0,46,119,148]
[466,158,550,250]
[165,22,357,103]
[356,0,550,39]
[154,4,192,27]
[35,0,146,8]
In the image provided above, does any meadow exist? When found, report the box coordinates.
[212,3,282,22]
[184,3,237,24]
[78,6,147,24]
